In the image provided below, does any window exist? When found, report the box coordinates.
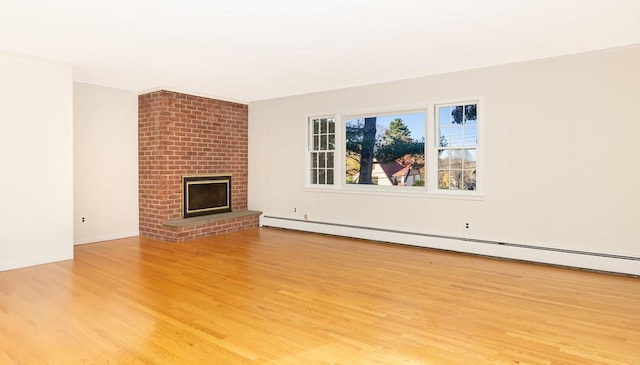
[436,103,478,191]
[345,112,425,187]
[306,100,480,195]
[308,116,335,185]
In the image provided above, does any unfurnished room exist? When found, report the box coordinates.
[1,1,639,364]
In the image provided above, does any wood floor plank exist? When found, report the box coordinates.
[0,227,638,364]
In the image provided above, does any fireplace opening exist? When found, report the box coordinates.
[183,175,231,218]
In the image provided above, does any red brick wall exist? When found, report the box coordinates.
[138,90,255,242]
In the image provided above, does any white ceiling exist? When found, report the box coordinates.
[1,0,639,102]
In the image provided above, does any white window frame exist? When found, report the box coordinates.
[305,99,482,199]
[341,108,427,194]
[306,115,336,187]
[431,100,481,195]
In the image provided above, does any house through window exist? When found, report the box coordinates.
[345,112,425,187]
[436,103,478,191]
[307,100,479,195]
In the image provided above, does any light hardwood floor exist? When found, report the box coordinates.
[0,228,638,364]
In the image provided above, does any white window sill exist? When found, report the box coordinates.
[304,185,484,201]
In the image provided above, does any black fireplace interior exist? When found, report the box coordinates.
[183,175,231,218]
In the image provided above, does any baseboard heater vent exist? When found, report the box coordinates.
[261,215,640,276]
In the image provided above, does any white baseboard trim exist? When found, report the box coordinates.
[74,231,140,245]
[261,216,640,276]
[0,252,73,272]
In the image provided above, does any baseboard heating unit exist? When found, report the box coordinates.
[260,216,640,276]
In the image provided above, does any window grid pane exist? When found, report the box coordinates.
[437,104,477,148]
[438,148,477,191]
[309,116,336,185]
[437,102,478,191]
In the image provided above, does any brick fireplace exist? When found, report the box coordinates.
[138,90,259,242]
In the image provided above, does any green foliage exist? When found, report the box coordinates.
[451,104,477,124]
[346,117,426,185]
[376,140,424,163]
[375,118,423,164]
[345,121,364,154]
[383,118,412,144]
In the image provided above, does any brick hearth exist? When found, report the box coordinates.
[138,90,259,242]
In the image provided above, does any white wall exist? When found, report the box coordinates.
[249,46,640,274]
[73,83,139,244]
[0,52,73,271]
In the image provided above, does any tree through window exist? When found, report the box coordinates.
[437,103,478,190]
[345,112,425,187]
[307,102,479,194]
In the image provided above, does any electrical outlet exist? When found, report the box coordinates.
[82,217,86,223]
[465,222,470,229]
[294,207,297,213]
